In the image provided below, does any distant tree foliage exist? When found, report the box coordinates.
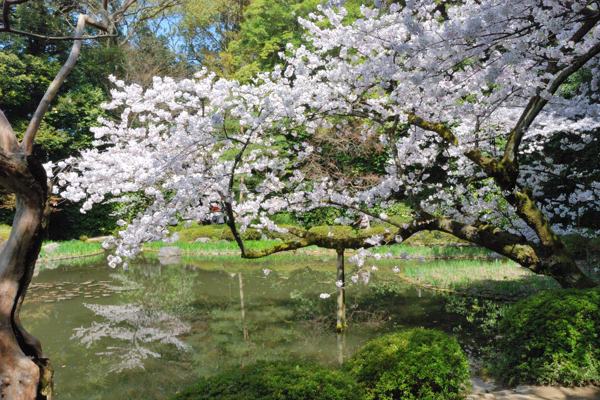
[0,0,189,238]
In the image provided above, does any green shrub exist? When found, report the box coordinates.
[590,237,600,259]
[561,235,600,259]
[177,225,223,242]
[304,226,389,239]
[220,227,263,241]
[269,212,300,226]
[562,235,592,259]
[344,328,470,400]
[495,288,600,386]
[172,361,364,400]
[300,207,345,227]
[219,228,236,241]
[356,227,388,238]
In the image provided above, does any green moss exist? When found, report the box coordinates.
[171,361,365,400]
[175,224,299,242]
[495,288,600,386]
[344,328,470,400]
[309,225,356,237]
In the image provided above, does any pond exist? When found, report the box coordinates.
[22,253,487,399]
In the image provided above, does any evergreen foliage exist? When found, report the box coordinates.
[344,328,470,400]
[495,288,600,386]
[171,360,365,400]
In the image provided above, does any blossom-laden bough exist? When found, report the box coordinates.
[60,0,600,302]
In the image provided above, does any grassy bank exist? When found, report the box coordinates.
[39,240,104,259]
[30,236,595,300]
[141,249,568,300]
[145,239,493,261]
[402,259,565,300]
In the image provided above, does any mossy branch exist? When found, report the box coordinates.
[404,112,594,288]
[239,222,424,259]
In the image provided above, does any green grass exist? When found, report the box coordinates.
[371,244,490,258]
[146,239,490,262]
[31,237,571,301]
[145,239,307,253]
[403,259,561,299]
[38,254,106,269]
[39,241,103,259]
[0,224,11,241]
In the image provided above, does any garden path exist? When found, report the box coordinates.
[470,378,600,400]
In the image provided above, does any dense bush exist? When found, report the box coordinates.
[177,225,223,242]
[561,235,600,259]
[220,227,261,241]
[171,361,365,400]
[300,207,347,228]
[495,288,600,386]
[49,201,118,240]
[344,328,470,400]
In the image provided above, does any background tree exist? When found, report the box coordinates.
[225,0,374,81]
[181,0,250,75]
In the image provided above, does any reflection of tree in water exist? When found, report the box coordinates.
[114,259,199,315]
[71,303,190,373]
[69,261,198,374]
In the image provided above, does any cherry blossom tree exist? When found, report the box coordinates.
[60,0,600,316]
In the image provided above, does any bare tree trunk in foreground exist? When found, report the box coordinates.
[0,0,139,397]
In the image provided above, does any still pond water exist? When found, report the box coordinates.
[22,254,479,399]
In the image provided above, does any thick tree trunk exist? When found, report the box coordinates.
[0,153,53,400]
[534,246,595,289]
[0,3,124,398]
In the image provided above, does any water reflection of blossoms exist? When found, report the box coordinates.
[71,303,191,373]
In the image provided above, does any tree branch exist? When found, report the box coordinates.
[224,128,250,255]
[0,0,28,32]
[1,28,115,40]
[21,14,92,154]
[0,110,20,153]
[504,39,600,167]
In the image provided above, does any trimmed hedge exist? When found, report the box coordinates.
[495,288,600,386]
[344,328,470,400]
[177,225,224,242]
[171,361,365,400]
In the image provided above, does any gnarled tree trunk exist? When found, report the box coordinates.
[0,1,146,397]
[0,147,53,399]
